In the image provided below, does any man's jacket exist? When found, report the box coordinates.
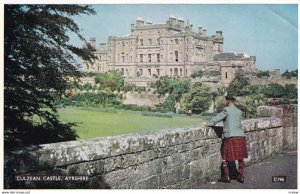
[207,105,245,138]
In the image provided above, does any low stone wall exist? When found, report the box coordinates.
[123,91,166,106]
[4,105,297,189]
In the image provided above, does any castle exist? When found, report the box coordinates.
[83,16,257,87]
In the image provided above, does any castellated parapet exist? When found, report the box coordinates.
[83,16,256,85]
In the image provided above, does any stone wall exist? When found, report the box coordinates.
[123,91,166,106]
[4,105,297,189]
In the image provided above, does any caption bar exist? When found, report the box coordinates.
[15,175,89,182]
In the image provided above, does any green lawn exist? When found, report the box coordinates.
[57,107,203,140]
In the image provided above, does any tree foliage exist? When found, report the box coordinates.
[180,83,212,114]
[256,70,270,78]
[4,5,96,148]
[154,77,191,111]
[190,70,203,78]
[94,70,124,91]
[263,83,286,98]
[226,72,250,96]
[282,69,298,79]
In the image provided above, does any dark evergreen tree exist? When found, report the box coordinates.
[4,5,96,149]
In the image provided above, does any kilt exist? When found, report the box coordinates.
[222,136,248,161]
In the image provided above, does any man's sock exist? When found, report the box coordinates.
[222,160,230,178]
[238,160,245,175]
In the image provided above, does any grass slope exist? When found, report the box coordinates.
[58,107,203,140]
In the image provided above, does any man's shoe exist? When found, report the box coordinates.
[218,177,230,183]
[237,174,244,183]
[230,172,240,180]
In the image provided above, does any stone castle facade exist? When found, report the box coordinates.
[83,16,256,86]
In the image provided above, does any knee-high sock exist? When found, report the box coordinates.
[238,160,245,175]
[222,160,229,178]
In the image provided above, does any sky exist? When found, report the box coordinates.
[70,4,298,72]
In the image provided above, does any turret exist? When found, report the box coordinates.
[198,26,203,35]
[89,37,96,49]
[136,17,144,27]
[202,28,207,36]
[146,20,152,25]
[178,17,185,29]
[215,31,223,39]
[169,15,177,26]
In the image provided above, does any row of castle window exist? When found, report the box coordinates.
[116,51,181,63]
[117,68,187,77]
[114,38,185,47]
[108,37,193,47]
[138,68,185,77]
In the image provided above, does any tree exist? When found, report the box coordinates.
[284,84,297,99]
[263,83,286,98]
[4,5,96,148]
[282,69,298,79]
[154,77,191,111]
[226,72,250,96]
[190,70,203,78]
[94,70,124,91]
[180,83,212,114]
[256,70,270,78]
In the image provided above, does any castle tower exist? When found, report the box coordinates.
[90,37,96,49]
[178,17,185,29]
[136,17,144,28]
[169,15,177,26]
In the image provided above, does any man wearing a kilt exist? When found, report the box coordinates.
[206,95,248,183]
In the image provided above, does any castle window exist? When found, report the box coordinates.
[148,54,151,62]
[122,56,125,62]
[130,56,133,62]
[157,69,160,76]
[121,68,124,75]
[180,68,182,76]
[175,39,178,44]
[148,69,151,76]
[148,39,152,45]
[225,72,228,79]
[140,39,143,46]
[140,54,143,62]
[122,41,125,46]
[140,69,143,75]
[175,51,179,62]
[170,69,173,76]
[157,54,160,62]
[174,68,178,76]
[185,69,187,76]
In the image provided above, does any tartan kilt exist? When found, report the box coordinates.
[222,136,248,161]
